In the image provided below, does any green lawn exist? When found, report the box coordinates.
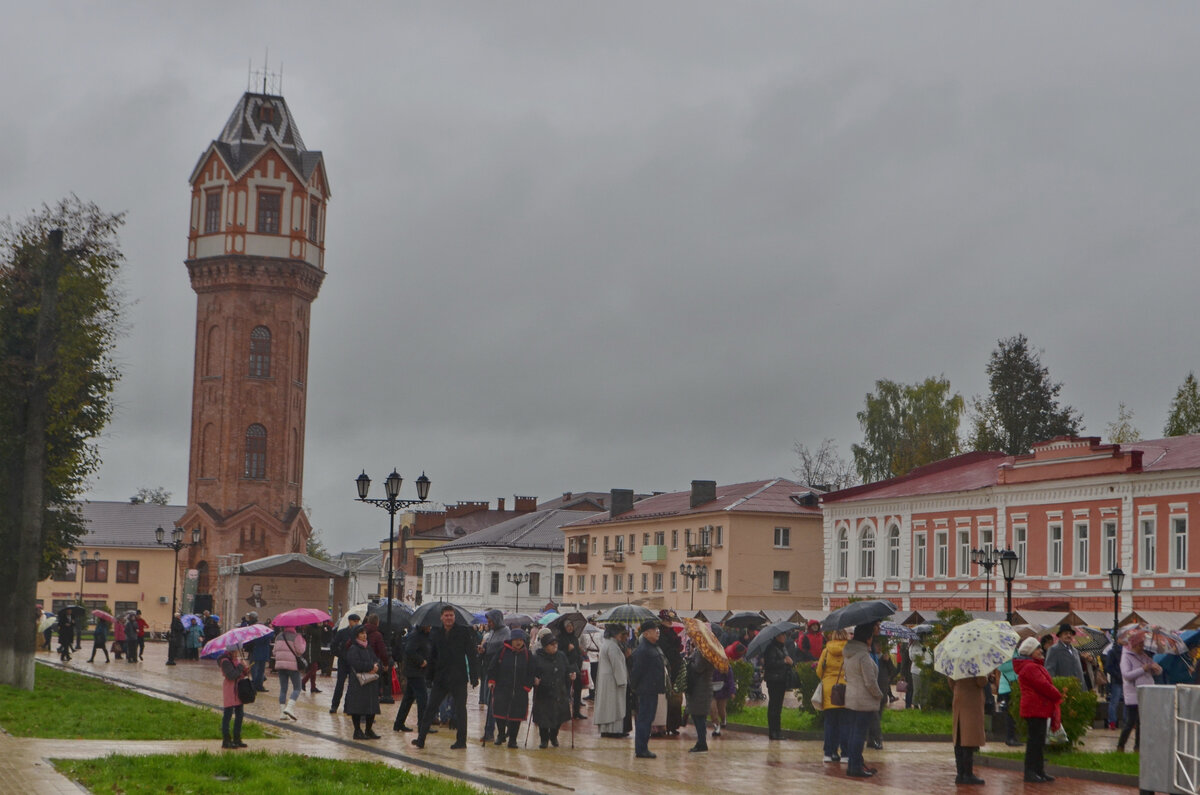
[984,750,1139,777]
[728,706,952,734]
[0,664,269,740]
[54,752,483,794]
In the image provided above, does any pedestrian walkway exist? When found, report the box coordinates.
[13,644,1137,794]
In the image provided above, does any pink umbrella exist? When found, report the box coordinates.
[201,624,274,659]
[91,609,115,623]
[270,607,332,627]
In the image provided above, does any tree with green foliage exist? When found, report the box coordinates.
[1105,402,1141,444]
[0,198,124,689]
[306,528,332,562]
[968,334,1082,455]
[1164,372,1200,438]
[851,376,964,483]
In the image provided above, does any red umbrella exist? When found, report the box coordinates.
[270,607,332,627]
[91,609,114,623]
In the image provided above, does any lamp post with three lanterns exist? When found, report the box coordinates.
[156,525,202,665]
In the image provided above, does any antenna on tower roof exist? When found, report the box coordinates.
[248,50,283,96]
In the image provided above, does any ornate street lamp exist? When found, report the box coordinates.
[971,546,1001,612]
[1109,566,1126,643]
[999,548,1019,624]
[679,563,707,611]
[355,469,431,645]
[507,572,531,613]
[156,525,202,665]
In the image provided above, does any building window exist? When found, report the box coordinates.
[205,190,222,234]
[629,534,636,551]
[979,527,994,555]
[774,527,790,548]
[256,190,281,234]
[714,569,722,591]
[772,570,790,591]
[244,424,267,479]
[566,577,573,594]
[1074,522,1090,575]
[115,560,139,584]
[697,568,708,590]
[1141,518,1156,573]
[425,574,431,594]
[627,573,634,591]
[670,571,677,591]
[653,572,663,592]
[1049,524,1063,576]
[590,575,596,593]
[1014,525,1027,575]
[957,529,971,577]
[859,527,876,579]
[114,600,138,616]
[836,528,849,578]
[602,574,608,593]
[1102,520,1118,573]
[886,525,901,578]
[654,531,665,546]
[613,574,621,593]
[52,562,76,582]
[308,198,320,243]
[641,573,648,592]
[591,538,597,555]
[490,571,499,594]
[1173,516,1188,571]
[715,526,723,547]
[914,533,927,578]
[643,533,650,547]
[577,574,585,592]
[554,573,562,596]
[528,572,540,596]
[249,326,271,378]
[85,559,108,583]
[614,536,623,553]
[671,530,678,550]
[935,531,948,577]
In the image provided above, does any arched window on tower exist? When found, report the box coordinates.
[249,326,271,378]
[244,424,267,479]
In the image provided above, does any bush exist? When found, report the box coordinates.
[729,659,755,712]
[794,662,820,713]
[1007,675,1097,748]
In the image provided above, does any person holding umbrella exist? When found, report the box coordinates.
[1118,629,1161,753]
[763,630,795,740]
[629,619,668,759]
[841,621,884,779]
[88,614,110,663]
[950,672,988,785]
[393,624,431,732]
[412,604,480,750]
[217,644,250,749]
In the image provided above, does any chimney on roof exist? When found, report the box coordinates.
[610,489,634,518]
[497,497,505,511]
[690,480,717,508]
[563,492,572,503]
[514,496,537,512]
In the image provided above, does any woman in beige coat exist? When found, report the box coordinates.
[950,675,988,785]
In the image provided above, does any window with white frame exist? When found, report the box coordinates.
[935,531,948,577]
[613,574,621,593]
[602,574,608,593]
[837,528,849,579]
[490,571,499,594]
[914,533,927,577]
[627,573,634,591]
[774,527,790,548]
[670,571,677,591]
[1102,521,1117,574]
[653,572,663,591]
[1049,524,1063,575]
[641,573,649,592]
[859,527,876,578]
[577,574,585,592]
[715,526,723,547]
[979,527,994,554]
[590,574,596,592]
[772,570,790,591]
[1014,525,1028,575]
[958,529,971,576]
[714,569,722,591]
[698,568,709,589]
[1074,522,1089,575]
[671,530,678,549]
[887,525,900,578]
[1173,516,1188,571]
[1141,518,1157,573]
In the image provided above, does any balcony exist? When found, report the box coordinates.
[686,543,711,559]
[641,544,668,564]
[603,550,625,566]
[566,551,588,566]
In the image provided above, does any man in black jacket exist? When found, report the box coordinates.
[413,606,479,750]
[556,619,585,719]
[629,620,666,759]
[394,625,431,732]
[328,613,361,714]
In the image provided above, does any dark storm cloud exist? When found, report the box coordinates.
[5,3,1200,549]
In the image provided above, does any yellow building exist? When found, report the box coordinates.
[35,501,188,635]
[561,480,824,613]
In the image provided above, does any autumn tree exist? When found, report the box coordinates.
[130,486,172,505]
[1164,373,1200,438]
[793,438,858,491]
[851,376,964,483]
[968,334,1082,455]
[0,198,124,689]
[1105,403,1142,444]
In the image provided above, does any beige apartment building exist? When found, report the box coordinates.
[560,479,823,613]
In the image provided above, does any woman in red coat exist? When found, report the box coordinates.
[218,647,251,749]
[1013,636,1063,784]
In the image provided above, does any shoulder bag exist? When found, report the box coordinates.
[829,659,846,707]
[282,633,309,670]
[356,670,380,686]
[236,676,257,704]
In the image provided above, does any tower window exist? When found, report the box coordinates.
[308,198,320,243]
[204,190,222,234]
[249,326,271,377]
[244,424,267,479]
[256,190,281,234]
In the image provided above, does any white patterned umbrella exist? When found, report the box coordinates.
[934,619,1020,680]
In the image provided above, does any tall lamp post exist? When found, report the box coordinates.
[355,469,431,645]
[1109,566,1126,644]
[971,547,1001,612]
[507,572,530,612]
[999,548,1019,624]
[679,563,707,611]
[70,550,90,649]
[156,525,201,665]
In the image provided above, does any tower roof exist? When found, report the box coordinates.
[193,91,324,185]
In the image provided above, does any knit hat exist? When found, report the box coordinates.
[1018,637,1040,657]
[510,629,527,643]
[639,619,660,633]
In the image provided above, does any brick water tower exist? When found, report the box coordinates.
[177,87,329,601]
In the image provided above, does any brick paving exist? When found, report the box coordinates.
[5,643,1138,794]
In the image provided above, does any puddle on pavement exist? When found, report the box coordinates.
[482,766,575,791]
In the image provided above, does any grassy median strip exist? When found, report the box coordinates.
[729,705,952,734]
[53,752,483,794]
[983,749,1139,777]
[0,664,269,740]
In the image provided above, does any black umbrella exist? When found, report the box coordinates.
[547,611,587,637]
[410,600,475,628]
[367,599,413,632]
[503,613,536,629]
[593,604,656,624]
[723,611,767,629]
[744,620,801,659]
[821,599,898,632]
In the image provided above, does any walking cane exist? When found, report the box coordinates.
[570,670,577,749]
[525,687,536,748]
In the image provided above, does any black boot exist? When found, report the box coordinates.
[539,727,549,749]
[960,747,984,785]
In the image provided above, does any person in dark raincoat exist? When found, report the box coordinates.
[487,629,535,747]
[532,635,574,748]
[479,608,511,743]
[124,613,140,664]
[344,624,382,740]
[657,617,684,735]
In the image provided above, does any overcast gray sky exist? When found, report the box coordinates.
[5,3,1200,551]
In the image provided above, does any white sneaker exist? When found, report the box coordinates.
[823,755,835,763]
[712,726,721,737]
[283,702,297,720]
[280,707,290,720]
